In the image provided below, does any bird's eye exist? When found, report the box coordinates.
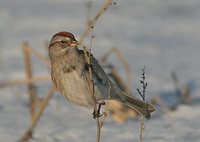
[60,40,65,43]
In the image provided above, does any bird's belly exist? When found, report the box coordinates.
[58,70,101,107]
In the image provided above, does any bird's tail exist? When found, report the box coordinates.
[120,92,155,119]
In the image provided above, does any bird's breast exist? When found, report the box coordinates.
[53,66,102,107]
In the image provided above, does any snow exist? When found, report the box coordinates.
[0,0,200,141]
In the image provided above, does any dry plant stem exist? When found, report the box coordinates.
[0,45,50,89]
[137,67,147,142]
[83,28,105,142]
[83,45,102,142]
[96,108,101,142]
[112,48,132,91]
[80,1,112,141]
[171,72,180,95]
[44,39,50,52]
[98,48,136,122]
[0,75,51,89]
[20,86,56,142]
[85,1,92,24]
[25,46,50,65]
[139,112,145,142]
[140,116,145,142]
[22,42,37,124]
[99,48,132,92]
[79,0,112,46]
[151,96,170,113]
[110,66,127,91]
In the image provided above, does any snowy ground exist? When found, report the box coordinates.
[0,0,200,142]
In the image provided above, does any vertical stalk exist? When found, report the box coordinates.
[22,42,37,123]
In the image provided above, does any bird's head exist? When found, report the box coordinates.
[49,31,79,60]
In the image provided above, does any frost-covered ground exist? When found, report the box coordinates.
[0,0,200,142]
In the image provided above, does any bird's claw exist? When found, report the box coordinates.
[92,111,103,119]
[92,102,105,119]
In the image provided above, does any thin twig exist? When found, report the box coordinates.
[19,42,54,142]
[25,46,50,65]
[0,75,51,89]
[22,42,37,124]
[137,66,147,142]
[19,86,56,142]
[80,1,113,141]
[99,47,132,92]
[171,72,192,104]
[89,28,102,142]
[109,65,127,91]
[98,47,137,123]
[85,1,93,25]
[83,29,102,142]
[79,0,112,46]
[137,66,147,101]
[140,116,145,142]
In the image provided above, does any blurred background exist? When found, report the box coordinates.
[0,0,200,142]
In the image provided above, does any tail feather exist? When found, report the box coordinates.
[121,92,155,119]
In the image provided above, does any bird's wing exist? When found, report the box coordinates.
[78,49,119,99]
[90,56,110,83]
[90,55,124,100]
[78,50,110,82]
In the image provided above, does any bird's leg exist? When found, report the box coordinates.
[92,102,105,119]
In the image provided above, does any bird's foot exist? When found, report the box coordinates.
[92,102,105,119]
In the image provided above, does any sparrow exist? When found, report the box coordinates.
[48,31,155,119]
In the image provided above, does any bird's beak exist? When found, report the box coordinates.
[69,40,79,47]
